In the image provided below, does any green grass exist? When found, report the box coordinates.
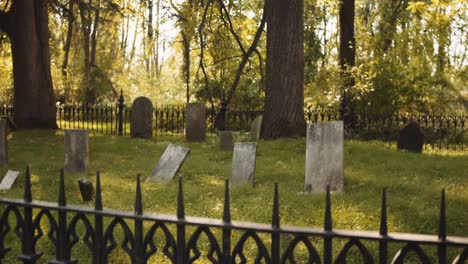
[0,129,467,263]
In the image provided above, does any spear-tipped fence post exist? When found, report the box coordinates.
[271,183,280,263]
[176,177,185,264]
[222,180,231,263]
[438,189,447,264]
[324,185,332,264]
[133,175,144,264]
[94,172,104,264]
[379,188,388,264]
[18,166,43,264]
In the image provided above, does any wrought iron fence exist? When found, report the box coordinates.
[0,167,467,263]
[1,95,466,151]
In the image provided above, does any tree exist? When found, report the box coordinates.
[0,0,57,128]
[261,0,306,139]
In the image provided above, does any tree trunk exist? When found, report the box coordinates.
[261,0,306,139]
[339,0,355,69]
[62,0,74,102]
[0,0,57,128]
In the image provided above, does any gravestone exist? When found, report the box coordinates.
[305,121,344,193]
[64,129,89,173]
[78,179,95,201]
[219,131,234,151]
[231,142,257,186]
[250,115,263,140]
[0,170,19,191]
[130,97,153,138]
[146,144,191,182]
[185,103,206,141]
[0,119,6,166]
[397,121,424,153]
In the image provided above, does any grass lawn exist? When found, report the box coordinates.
[0,129,467,263]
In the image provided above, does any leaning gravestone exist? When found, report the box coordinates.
[219,131,234,151]
[64,129,89,173]
[305,121,344,193]
[131,97,153,138]
[0,170,19,191]
[0,119,6,167]
[185,103,206,141]
[231,142,257,186]
[78,179,95,202]
[146,144,191,182]
[250,115,263,141]
[397,121,424,153]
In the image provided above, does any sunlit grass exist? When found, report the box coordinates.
[0,129,466,262]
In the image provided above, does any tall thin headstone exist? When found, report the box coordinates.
[130,97,153,138]
[231,142,257,186]
[0,119,6,167]
[185,103,206,141]
[64,129,89,173]
[305,121,344,193]
[250,115,263,140]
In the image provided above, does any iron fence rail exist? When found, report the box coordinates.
[0,168,467,263]
[0,103,466,151]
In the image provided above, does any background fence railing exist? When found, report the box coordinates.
[0,168,467,263]
[1,100,466,151]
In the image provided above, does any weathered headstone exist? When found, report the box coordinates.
[78,179,95,201]
[219,131,234,151]
[305,121,344,193]
[64,129,89,173]
[397,121,424,153]
[0,170,19,191]
[231,142,257,186]
[130,97,153,138]
[146,144,191,182]
[185,103,206,141]
[250,115,263,141]
[0,119,6,167]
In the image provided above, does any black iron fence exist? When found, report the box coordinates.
[0,167,467,263]
[1,97,466,151]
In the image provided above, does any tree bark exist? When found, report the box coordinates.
[261,0,306,139]
[4,0,57,128]
[62,0,74,101]
[339,0,355,69]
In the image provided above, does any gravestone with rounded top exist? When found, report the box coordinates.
[231,142,257,186]
[305,121,344,193]
[131,97,153,138]
[219,131,234,151]
[185,103,206,141]
[250,115,263,141]
[64,129,89,173]
[0,120,6,167]
[397,121,424,153]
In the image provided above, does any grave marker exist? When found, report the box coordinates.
[131,97,153,138]
[305,121,344,193]
[0,170,19,191]
[397,121,424,153]
[219,131,234,151]
[78,179,95,202]
[231,142,257,186]
[146,144,191,182]
[0,119,6,166]
[185,103,206,141]
[250,115,263,140]
[64,129,89,173]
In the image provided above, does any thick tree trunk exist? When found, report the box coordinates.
[261,0,306,139]
[62,0,74,101]
[339,0,355,69]
[1,0,57,128]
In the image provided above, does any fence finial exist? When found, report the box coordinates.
[324,184,332,231]
[59,169,66,206]
[95,171,102,210]
[439,189,446,240]
[223,179,231,223]
[24,165,32,202]
[272,183,280,229]
[135,174,143,215]
[177,176,185,219]
[380,188,388,236]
